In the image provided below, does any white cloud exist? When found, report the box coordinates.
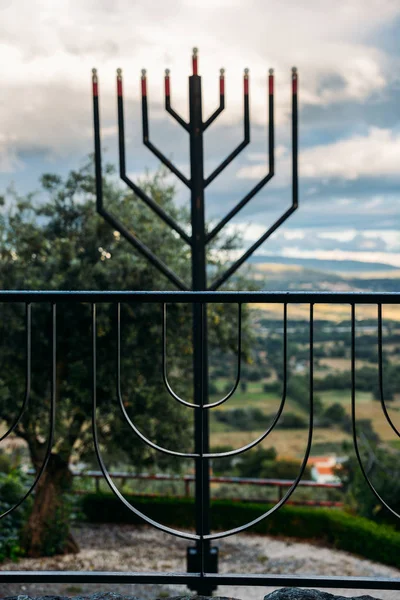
[238,127,400,181]
[0,0,398,172]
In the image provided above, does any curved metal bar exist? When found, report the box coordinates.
[0,303,31,443]
[351,304,400,520]
[161,303,242,409]
[205,302,287,458]
[204,303,314,539]
[115,303,198,458]
[0,303,56,520]
[91,303,199,540]
[378,304,400,438]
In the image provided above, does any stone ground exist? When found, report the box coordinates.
[0,524,399,600]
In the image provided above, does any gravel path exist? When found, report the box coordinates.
[0,524,399,600]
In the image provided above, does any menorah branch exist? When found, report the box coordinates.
[92,70,189,290]
[207,70,275,243]
[141,70,190,187]
[203,69,225,131]
[204,69,250,188]
[117,70,191,246]
[210,204,296,290]
[165,70,189,131]
[99,205,189,289]
[209,68,298,290]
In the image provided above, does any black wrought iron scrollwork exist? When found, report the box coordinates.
[91,303,198,540]
[2,291,400,595]
[91,298,313,541]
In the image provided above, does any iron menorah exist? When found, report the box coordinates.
[92,47,298,594]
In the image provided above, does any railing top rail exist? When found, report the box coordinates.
[1,290,400,304]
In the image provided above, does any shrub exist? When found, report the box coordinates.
[81,493,400,568]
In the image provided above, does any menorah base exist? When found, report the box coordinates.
[187,545,219,594]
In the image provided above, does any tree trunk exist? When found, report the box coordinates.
[22,452,79,557]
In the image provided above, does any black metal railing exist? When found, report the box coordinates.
[1,289,400,594]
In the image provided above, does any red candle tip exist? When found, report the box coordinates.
[192,47,198,75]
[268,74,274,95]
[92,68,98,96]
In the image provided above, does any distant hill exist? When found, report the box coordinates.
[248,255,400,273]
[246,258,400,293]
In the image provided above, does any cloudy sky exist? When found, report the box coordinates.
[1,0,400,269]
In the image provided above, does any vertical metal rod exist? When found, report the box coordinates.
[268,70,275,174]
[351,304,356,439]
[92,70,103,214]
[292,68,298,208]
[189,69,212,594]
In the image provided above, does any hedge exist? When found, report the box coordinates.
[81,493,400,568]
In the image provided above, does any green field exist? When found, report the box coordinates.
[209,378,400,457]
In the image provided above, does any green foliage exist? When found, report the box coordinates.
[213,407,307,432]
[235,447,277,477]
[236,447,312,480]
[39,495,74,556]
[288,375,323,415]
[0,159,246,474]
[339,445,400,525]
[213,407,269,431]
[0,459,32,562]
[211,444,312,480]
[317,402,352,431]
[81,492,400,568]
[0,158,251,556]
